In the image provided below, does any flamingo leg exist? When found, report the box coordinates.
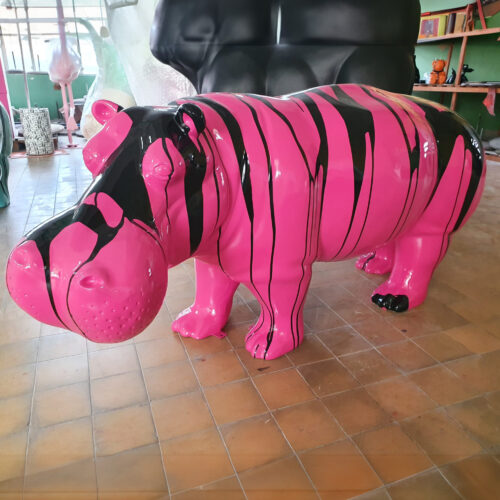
[66,84,78,146]
[60,83,73,146]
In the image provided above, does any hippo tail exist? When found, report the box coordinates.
[416,100,487,234]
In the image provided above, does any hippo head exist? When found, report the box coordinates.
[6,99,206,343]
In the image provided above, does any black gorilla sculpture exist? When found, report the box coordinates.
[150,0,420,95]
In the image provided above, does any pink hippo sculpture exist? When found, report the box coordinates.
[6,84,485,359]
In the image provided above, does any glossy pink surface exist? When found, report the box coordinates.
[6,85,486,359]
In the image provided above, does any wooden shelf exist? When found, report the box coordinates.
[415,4,500,112]
[414,84,500,94]
[486,154,500,163]
[417,26,500,43]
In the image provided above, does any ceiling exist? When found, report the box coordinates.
[1,0,102,7]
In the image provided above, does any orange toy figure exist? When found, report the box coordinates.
[429,59,447,85]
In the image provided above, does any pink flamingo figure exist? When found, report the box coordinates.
[47,0,82,147]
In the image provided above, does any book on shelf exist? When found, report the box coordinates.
[460,81,500,86]
[446,12,457,34]
[454,12,467,33]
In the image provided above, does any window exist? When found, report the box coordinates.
[0,2,105,75]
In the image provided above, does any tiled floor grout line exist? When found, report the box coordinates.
[313,328,491,474]
[292,321,485,497]
[176,343,250,499]
[86,340,100,499]
[290,355,390,492]
[133,341,173,499]
[20,323,41,500]
[167,473,240,498]
[441,401,495,459]
[436,468,468,500]
[15,176,44,500]
[235,356,322,500]
[6,159,29,198]
[311,289,493,441]
[21,163,44,236]
[50,155,62,218]
[163,293,250,500]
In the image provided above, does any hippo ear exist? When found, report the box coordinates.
[92,100,123,125]
[174,103,205,143]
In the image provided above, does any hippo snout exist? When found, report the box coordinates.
[6,240,65,328]
[6,217,168,343]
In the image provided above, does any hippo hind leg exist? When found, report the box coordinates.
[371,232,448,312]
[356,242,395,275]
[371,112,485,313]
[372,101,486,313]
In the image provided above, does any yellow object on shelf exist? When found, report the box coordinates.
[419,14,448,39]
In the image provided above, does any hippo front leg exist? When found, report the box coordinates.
[356,242,395,275]
[172,259,238,339]
[245,265,312,360]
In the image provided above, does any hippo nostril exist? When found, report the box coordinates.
[79,276,105,289]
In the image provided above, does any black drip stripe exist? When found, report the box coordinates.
[188,96,272,340]
[452,125,484,231]
[247,94,314,181]
[189,96,254,222]
[438,148,467,264]
[311,87,375,258]
[361,87,421,240]
[408,97,484,228]
[235,96,278,357]
[199,131,225,272]
[243,94,315,350]
[201,131,221,230]
[161,137,174,228]
[293,93,329,244]
[24,106,173,333]
[27,209,75,330]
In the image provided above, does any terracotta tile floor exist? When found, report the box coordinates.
[0,148,499,499]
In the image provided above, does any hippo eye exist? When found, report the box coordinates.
[12,249,31,269]
[79,275,105,289]
[153,162,172,179]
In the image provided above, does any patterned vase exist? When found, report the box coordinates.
[0,101,12,208]
[20,108,54,156]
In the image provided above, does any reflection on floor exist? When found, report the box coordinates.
[0,148,499,499]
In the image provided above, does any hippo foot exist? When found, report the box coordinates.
[371,293,409,312]
[172,306,227,340]
[356,250,393,275]
[245,324,301,360]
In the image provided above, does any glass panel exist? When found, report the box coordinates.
[1,33,28,72]
[32,33,56,72]
[0,3,100,75]
[78,37,96,74]
[28,8,58,18]
[0,8,18,20]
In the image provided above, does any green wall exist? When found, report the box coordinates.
[415,1,500,134]
[420,0,475,11]
[6,72,95,120]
